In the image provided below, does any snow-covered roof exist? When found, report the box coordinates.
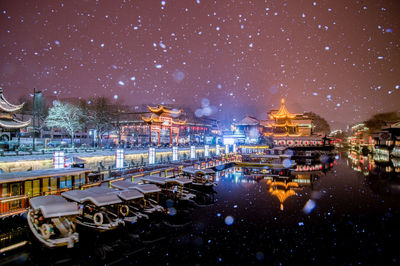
[62,187,122,206]
[30,195,79,218]
[130,183,161,194]
[118,190,144,201]
[390,121,400,128]
[0,88,25,113]
[111,180,161,194]
[0,168,91,184]
[172,177,192,185]
[182,167,215,175]
[0,118,31,129]
[88,185,144,201]
[141,176,170,185]
[236,115,260,126]
[182,167,199,175]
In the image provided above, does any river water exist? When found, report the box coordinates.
[2,152,400,265]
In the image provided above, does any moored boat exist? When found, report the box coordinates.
[140,175,196,200]
[181,167,217,189]
[28,195,79,248]
[61,188,124,232]
[86,186,149,224]
[111,180,164,214]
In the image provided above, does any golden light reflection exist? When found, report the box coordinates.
[266,179,299,211]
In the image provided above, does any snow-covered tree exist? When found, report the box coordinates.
[86,97,113,144]
[45,101,85,147]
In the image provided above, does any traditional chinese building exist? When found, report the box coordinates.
[233,115,262,144]
[141,105,187,146]
[0,88,31,141]
[262,99,312,137]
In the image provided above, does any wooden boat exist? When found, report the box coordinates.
[181,167,217,188]
[0,168,101,219]
[140,175,195,201]
[85,186,148,224]
[28,195,79,248]
[61,187,124,231]
[111,180,164,214]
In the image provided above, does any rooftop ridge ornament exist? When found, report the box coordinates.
[269,98,297,120]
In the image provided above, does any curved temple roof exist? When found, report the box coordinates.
[147,105,182,116]
[0,88,31,129]
[141,114,187,125]
[269,99,298,120]
[0,88,25,113]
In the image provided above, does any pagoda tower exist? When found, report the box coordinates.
[0,88,31,141]
[142,105,186,146]
[267,98,301,137]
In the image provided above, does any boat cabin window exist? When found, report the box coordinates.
[50,177,57,191]
[66,176,72,188]
[74,174,86,188]
[60,176,73,189]
[32,180,40,196]
[60,176,66,189]
[11,183,20,196]
[24,181,32,197]
[42,178,49,193]
[1,184,7,197]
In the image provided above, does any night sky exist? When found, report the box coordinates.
[1,0,399,129]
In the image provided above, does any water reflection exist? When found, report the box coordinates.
[266,179,298,211]
[4,152,400,264]
[348,150,400,196]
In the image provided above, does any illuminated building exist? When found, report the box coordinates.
[142,105,187,146]
[110,104,221,146]
[262,98,312,137]
[372,121,400,158]
[0,88,31,141]
[233,115,262,144]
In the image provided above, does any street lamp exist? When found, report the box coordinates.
[32,88,42,152]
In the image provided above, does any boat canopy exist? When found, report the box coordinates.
[30,195,79,218]
[131,184,161,194]
[182,167,215,175]
[118,190,144,201]
[181,167,198,175]
[111,180,161,194]
[84,186,144,201]
[62,187,122,206]
[172,177,192,185]
[111,180,136,190]
[141,176,171,185]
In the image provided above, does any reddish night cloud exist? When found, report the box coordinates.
[0,0,399,128]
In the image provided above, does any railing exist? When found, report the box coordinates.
[0,196,29,218]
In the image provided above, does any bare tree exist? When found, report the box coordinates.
[45,101,85,147]
[88,97,113,145]
[109,99,130,147]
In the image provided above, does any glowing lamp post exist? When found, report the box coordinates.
[216,144,220,156]
[190,145,196,160]
[172,146,178,161]
[149,147,156,165]
[53,151,65,169]
[116,149,124,169]
[204,145,209,157]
